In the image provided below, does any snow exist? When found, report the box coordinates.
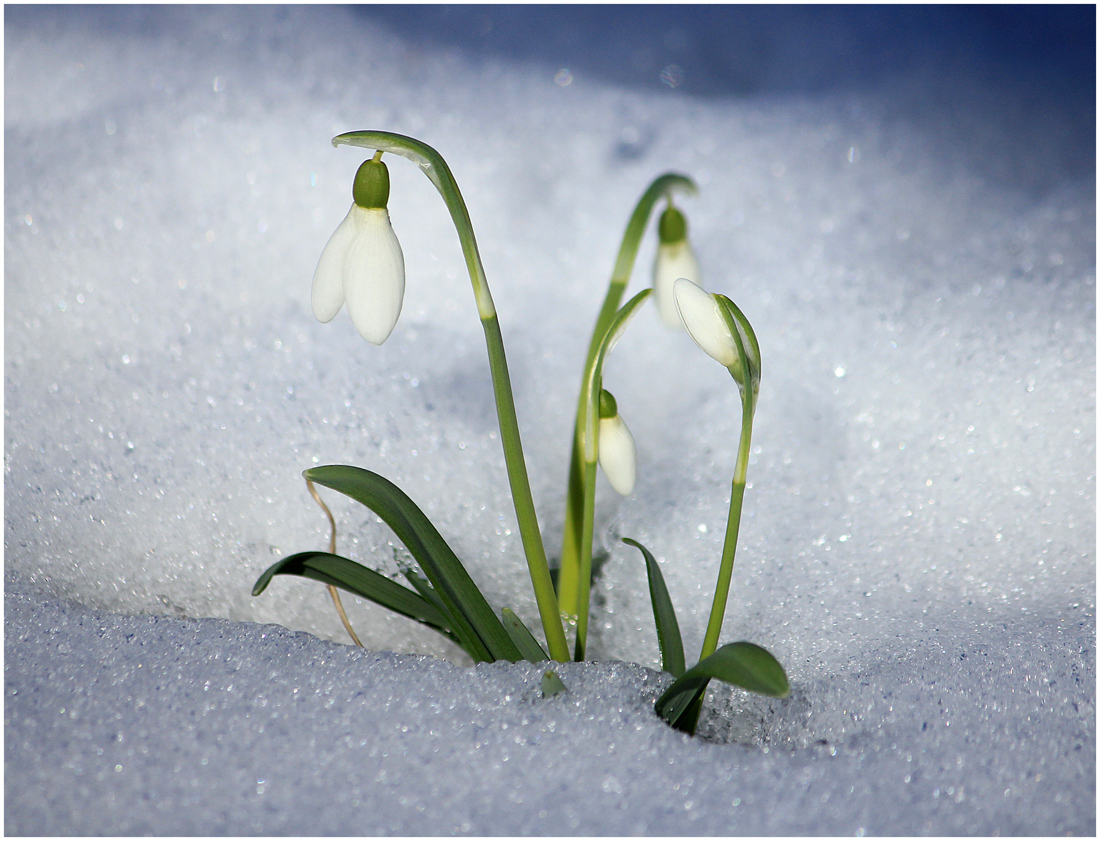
[5,5,1095,834]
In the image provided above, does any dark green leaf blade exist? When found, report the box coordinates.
[623,538,685,678]
[304,465,522,663]
[401,567,458,629]
[655,642,789,728]
[252,551,459,643]
[501,607,549,662]
[658,684,707,733]
[396,566,494,659]
[670,689,706,734]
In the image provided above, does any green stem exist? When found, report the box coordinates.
[698,393,754,661]
[570,289,652,660]
[482,314,570,661]
[697,295,760,662]
[333,131,569,661]
[557,173,696,618]
[573,458,598,661]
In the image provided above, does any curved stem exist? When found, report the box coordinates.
[332,131,568,661]
[571,289,652,660]
[558,173,696,618]
[335,131,496,316]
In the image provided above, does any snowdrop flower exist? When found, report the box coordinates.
[653,203,700,329]
[312,154,405,345]
[596,389,636,496]
[673,278,758,388]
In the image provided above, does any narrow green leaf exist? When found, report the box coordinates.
[670,689,707,734]
[304,465,523,663]
[659,684,707,733]
[396,566,494,660]
[541,669,568,698]
[622,538,685,678]
[655,641,789,728]
[252,551,461,645]
[501,607,549,662]
[401,567,457,628]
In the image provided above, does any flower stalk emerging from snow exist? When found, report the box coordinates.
[674,277,761,661]
[321,131,569,662]
[570,290,650,660]
[556,174,696,628]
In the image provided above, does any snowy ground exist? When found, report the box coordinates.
[5,5,1095,835]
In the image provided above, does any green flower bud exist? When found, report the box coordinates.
[658,204,687,244]
[352,158,390,209]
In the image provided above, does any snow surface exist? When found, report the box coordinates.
[5,5,1095,835]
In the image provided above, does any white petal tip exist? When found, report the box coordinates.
[343,208,406,345]
[311,281,342,323]
[598,415,637,496]
[312,206,361,323]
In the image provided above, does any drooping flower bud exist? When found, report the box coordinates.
[311,155,406,345]
[653,203,700,329]
[597,389,637,496]
[672,278,755,388]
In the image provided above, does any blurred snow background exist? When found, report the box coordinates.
[5,4,1094,834]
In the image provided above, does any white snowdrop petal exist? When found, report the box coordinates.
[343,208,405,345]
[311,205,358,323]
[654,240,700,329]
[673,278,739,368]
[598,414,637,496]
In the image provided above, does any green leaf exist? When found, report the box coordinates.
[252,551,460,645]
[304,465,523,663]
[623,538,685,678]
[396,566,496,660]
[660,684,707,734]
[541,669,568,698]
[501,607,549,662]
[401,567,457,628]
[655,641,789,730]
[395,570,500,662]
